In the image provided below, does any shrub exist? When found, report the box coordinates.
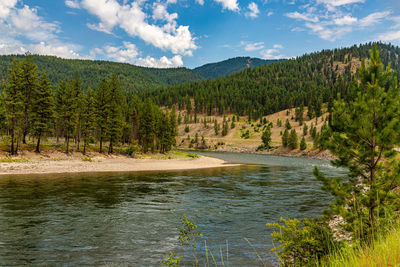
[267,218,337,266]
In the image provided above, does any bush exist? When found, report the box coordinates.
[124,143,140,156]
[88,136,96,144]
[267,218,337,266]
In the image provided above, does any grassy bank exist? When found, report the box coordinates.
[319,225,400,267]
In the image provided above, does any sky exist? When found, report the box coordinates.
[0,0,399,69]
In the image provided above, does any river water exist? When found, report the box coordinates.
[0,152,345,266]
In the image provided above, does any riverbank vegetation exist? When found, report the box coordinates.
[268,44,400,266]
[0,57,178,156]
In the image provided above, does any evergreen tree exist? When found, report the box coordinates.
[262,122,273,149]
[300,136,307,150]
[214,119,220,135]
[63,80,78,154]
[314,44,400,239]
[81,88,96,154]
[30,72,54,153]
[107,74,124,154]
[95,79,110,153]
[288,129,298,149]
[20,56,39,144]
[3,59,24,155]
[282,129,289,148]
[303,124,308,136]
[285,119,292,130]
[70,73,82,150]
[55,79,67,143]
[222,116,228,136]
[138,98,155,153]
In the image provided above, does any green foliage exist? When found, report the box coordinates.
[285,119,292,130]
[300,136,307,150]
[314,44,400,241]
[282,129,289,148]
[241,129,250,139]
[214,119,220,135]
[81,88,96,154]
[161,252,182,267]
[193,56,282,80]
[0,54,202,92]
[261,122,273,149]
[30,72,54,153]
[267,218,337,266]
[184,125,189,133]
[303,124,308,136]
[3,59,25,154]
[288,129,298,149]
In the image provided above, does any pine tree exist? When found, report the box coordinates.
[138,98,155,153]
[95,79,110,153]
[3,59,24,155]
[81,88,96,154]
[285,119,292,130]
[30,72,54,153]
[288,129,298,149]
[262,122,273,149]
[107,74,124,154]
[214,119,220,135]
[70,73,82,150]
[222,116,228,136]
[300,136,307,150]
[303,124,308,136]
[20,56,39,144]
[282,129,289,148]
[55,79,67,143]
[314,44,400,239]
[63,80,78,154]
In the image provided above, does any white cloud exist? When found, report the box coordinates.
[285,11,319,23]
[9,5,60,42]
[334,15,357,26]
[267,11,273,17]
[103,41,139,63]
[317,0,365,7]
[214,0,239,11]
[196,0,204,5]
[242,41,264,51]
[260,44,285,59]
[286,1,391,41]
[136,55,183,68]
[359,11,391,27]
[377,30,400,42]
[81,0,197,56]
[0,40,87,59]
[65,0,81,9]
[0,0,17,20]
[152,3,178,23]
[92,42,183,68]
[245,2,259,19]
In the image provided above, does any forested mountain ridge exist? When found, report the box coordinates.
[0,55,203,92]
[148,42,400,121]
[193,57,284,79]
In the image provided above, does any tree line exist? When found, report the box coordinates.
[0,57,177,155]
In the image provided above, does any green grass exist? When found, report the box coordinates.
[0,157,29,163]
[170,150,200,159]
[319,225,400,267]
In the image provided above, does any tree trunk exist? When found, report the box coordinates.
[66,136,70,154]
[10,128,14,155]
[83,139,86,155]
[99,134,103,153]
[108,140,113,154]
[35,132,41,153]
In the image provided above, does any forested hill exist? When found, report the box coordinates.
[149,42,400,121]
[193,57,284,79]
[0,55,203,92]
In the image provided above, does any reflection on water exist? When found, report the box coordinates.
[0,153,345,266]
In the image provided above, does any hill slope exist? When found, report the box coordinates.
[193,57,284,79]
[0,55,203,92]
[150,42,400,120]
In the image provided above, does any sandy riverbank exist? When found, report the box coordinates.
[0,151,238,176]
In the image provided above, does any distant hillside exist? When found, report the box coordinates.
[150,42,400,119]
[193,57,285,80]
[0,55,203,92]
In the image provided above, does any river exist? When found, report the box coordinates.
[0,152,345,266]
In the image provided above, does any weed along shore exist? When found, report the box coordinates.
[0,151,238,176]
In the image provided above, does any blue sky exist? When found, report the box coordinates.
[0,0,399,68]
